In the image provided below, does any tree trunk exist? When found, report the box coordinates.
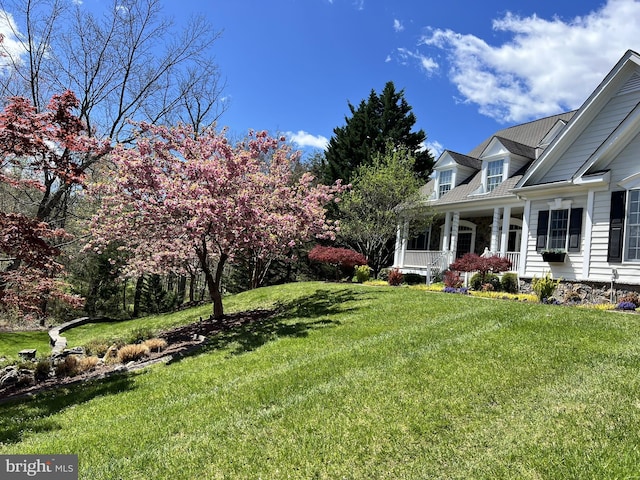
[196,239,228,320]
[133,276,144,318]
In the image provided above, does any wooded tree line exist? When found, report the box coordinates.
[0,0,434,325]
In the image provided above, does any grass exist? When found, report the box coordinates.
[0,331,51,362]
[1,281,640,479]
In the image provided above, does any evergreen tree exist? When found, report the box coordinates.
[322,81,433,184]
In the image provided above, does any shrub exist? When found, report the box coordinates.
[354,265,372,283]
[84,338,113,357]
[143,338,168,353]
[55,356,79,378]
[128,327,155,344]
[443,270,462,288]
[532,273,561,302]
[501,272,519,294]
[387,268,403,286]
[117,344,150,363]
[77,356,100,373]
[377,268,390,281]
[470,273,500,291]
[403,273,425,285]
[34,358,51,381]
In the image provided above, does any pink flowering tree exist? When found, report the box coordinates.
[88,125,346,319]
[0,91,108,317]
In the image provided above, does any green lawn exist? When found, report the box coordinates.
[2,281,640,479]
[0,331,51,362]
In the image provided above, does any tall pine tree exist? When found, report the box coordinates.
[322,81,433,184]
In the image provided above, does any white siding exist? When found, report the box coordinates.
[587,134,640,285]
[537,92,640,184]
[588,190,616,282]
[607,130,640,184]
[522,197,588,281]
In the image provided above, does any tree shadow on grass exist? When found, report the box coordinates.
[171,287,369,359]
[0,373,135,445]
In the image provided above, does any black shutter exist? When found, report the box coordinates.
[568,208,583,252]
[608,191,626,263]
[536,210,549,252]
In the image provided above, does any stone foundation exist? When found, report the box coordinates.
[519,279,640,305]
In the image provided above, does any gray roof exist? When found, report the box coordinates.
[427,111,576,207]
[492,136,536,159]
[447,151,482,170]
[468,111,576,158]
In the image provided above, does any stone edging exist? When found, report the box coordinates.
[48,317,111,357]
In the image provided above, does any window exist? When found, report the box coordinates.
[408,229,430,250]
[536,207,583,253]
[548,210,568,250]
[486,159,504,192]
[607,190,640,262]
[438,170,452,198]
[626,190,640,260]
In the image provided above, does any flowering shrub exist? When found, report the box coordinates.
[387,268,403,286]
[443,287,469,295]
[617,301,637,311]
[618,293,639,308]
[443,270,463,288]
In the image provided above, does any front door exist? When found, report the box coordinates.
[456,232,473,258]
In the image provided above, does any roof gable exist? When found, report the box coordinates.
[517,49,640,189]
[434,150,481,170]
[480,136,536,160]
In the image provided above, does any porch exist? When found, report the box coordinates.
[393,205,523,281]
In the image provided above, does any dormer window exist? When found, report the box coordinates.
[486,159,504,192]
[438,170,452,198]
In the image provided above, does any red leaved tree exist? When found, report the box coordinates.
[87,125,346,320]
[449,253,512,287]
[308,245,367,280]
[0,91,108,317]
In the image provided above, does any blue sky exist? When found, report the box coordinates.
[201,0,640,158]
[13,0,640,161]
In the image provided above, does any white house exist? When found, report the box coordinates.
[394,49,640,287]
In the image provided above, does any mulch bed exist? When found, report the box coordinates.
[0,309,275,403]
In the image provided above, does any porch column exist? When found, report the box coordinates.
[490,207,501,253]
[450,211,460,259]
[399,220,408,268]
[442,212,452,251]
[519,200,531,276]
[500,205,511,256]
[393,222,402,267]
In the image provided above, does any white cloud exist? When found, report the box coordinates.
[417,0,640,123]
[287,130,329,150]
[0,11,28,70]
[423,140,444,159]
[395,47,438,74]
[393,19,404,33]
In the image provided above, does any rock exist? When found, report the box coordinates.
[0,369,19,386]
[62,346,85,356]
[18,349,37,361]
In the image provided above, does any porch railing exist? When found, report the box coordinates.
[401,250,520,272]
